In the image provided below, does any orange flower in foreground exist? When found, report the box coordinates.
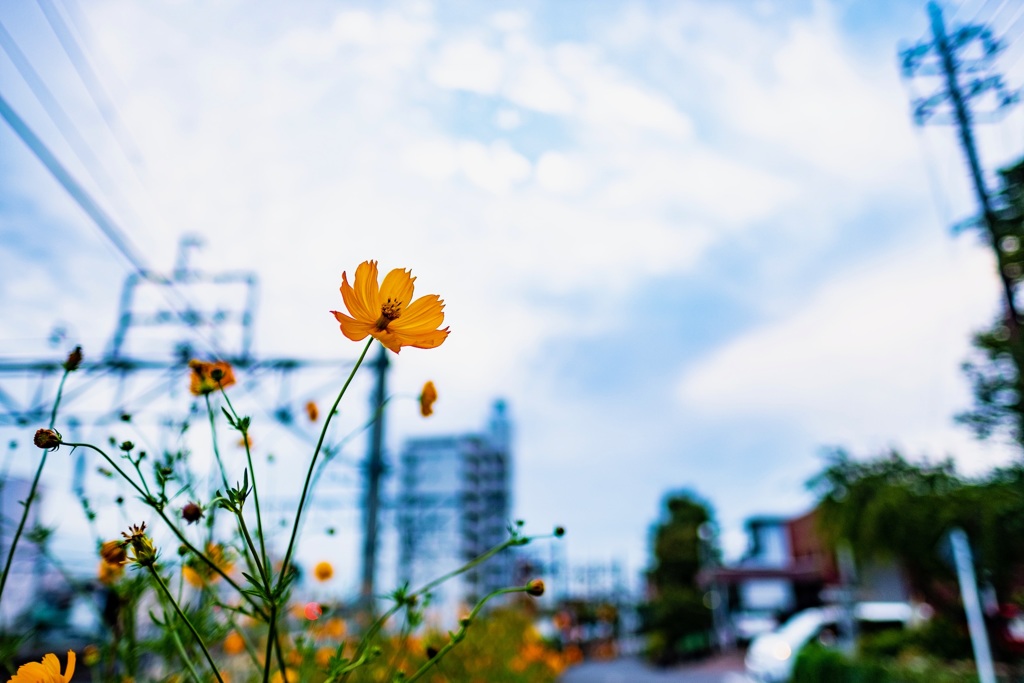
[8,650,75,682]
[419,381,437,417]
[331,261,449,354]
[188,360,236,396]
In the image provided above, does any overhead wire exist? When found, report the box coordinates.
[0,18,140,227]
[0,91,234,359]
[34,0,144,178]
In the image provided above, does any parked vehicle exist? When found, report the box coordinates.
[732,610,779,644]
[744,602,917,683]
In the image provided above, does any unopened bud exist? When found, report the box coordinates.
[63,346,83,372]
[526,579,545,597]
[33,429,61,450]
[181,502,203,524]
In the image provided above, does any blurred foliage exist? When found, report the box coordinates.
[809,450,1024,611]
[249,605,570,683]
[958,159,1024,447]
[794,641,1024,683]
[858,616,972,662]
[640,491,714,665]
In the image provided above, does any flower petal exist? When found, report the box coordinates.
[332,311,376,342]
[42,653,60,675]
[341,268,374,322]
[63,650,76,681]
[389,294,445,334]
[393,326,450,350]
[370,329,406,354]
[355,261,381,315]
[379,268,415,309]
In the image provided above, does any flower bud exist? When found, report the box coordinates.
[63,346,83,372]
[122,522,158,567]
[33,429,61,450]
[181,502,204,524]
[526,579,545,597]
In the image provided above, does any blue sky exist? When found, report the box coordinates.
[1,0,1024,597]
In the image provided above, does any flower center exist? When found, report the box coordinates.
[376,298,402,330]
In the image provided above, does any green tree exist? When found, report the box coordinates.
[641,491,715,665]
[808,450,1024,612]
[958,158,1024,447]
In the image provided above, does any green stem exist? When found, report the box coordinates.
[220,603,263,670]
[66,441,269,619]
[307,395,394,502]
[278,338,374,585]
[148,564,225,683]
[236,508,268,590]
[403,586,529,683]
[0,369,69,602]
[262,605,278,683]
[204,393,232,492]
[167,615,205,683]
[220,390,270,582]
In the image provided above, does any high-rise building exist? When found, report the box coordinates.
[397,400,513,612]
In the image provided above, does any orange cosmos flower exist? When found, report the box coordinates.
[305,401,319,422]
[188,360,236,396]
[419,381,437,417]
[8,650,75,682]
[331,261,449,354]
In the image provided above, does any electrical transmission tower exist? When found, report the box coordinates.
[0,236,391,596]
[900,1,1021,331]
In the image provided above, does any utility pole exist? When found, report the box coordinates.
[901,2,1021,333]
[360,344,389,608]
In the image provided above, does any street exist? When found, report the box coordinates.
[559,654,753,683]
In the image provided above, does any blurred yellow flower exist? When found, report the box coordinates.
[313,561,334,582]
[331,261,449,354]
[223,631,245,656]
[183,543,234,588]
[315,618,348,643]
[188,360,236,396]
[97,560,123,586]
[8,650,75,682]
[269,669,297,683]
[419,381,437,417]
[305,401,319,422]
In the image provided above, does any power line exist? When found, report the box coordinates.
[34,0,144,177]
[0,18,131,217]
[0,91,229,358]
[0,90,149,274]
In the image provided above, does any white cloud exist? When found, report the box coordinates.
[676,239,1013,471]
[457,140,531,193]
[427,38,504,94]
[535,151,588,194]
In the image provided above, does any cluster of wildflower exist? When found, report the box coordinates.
[6,262,571,683]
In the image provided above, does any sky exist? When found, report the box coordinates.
[2,0,1024,600]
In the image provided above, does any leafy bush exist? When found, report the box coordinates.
[793,642,1002,683]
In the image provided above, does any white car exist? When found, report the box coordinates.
[744,602,916,683]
